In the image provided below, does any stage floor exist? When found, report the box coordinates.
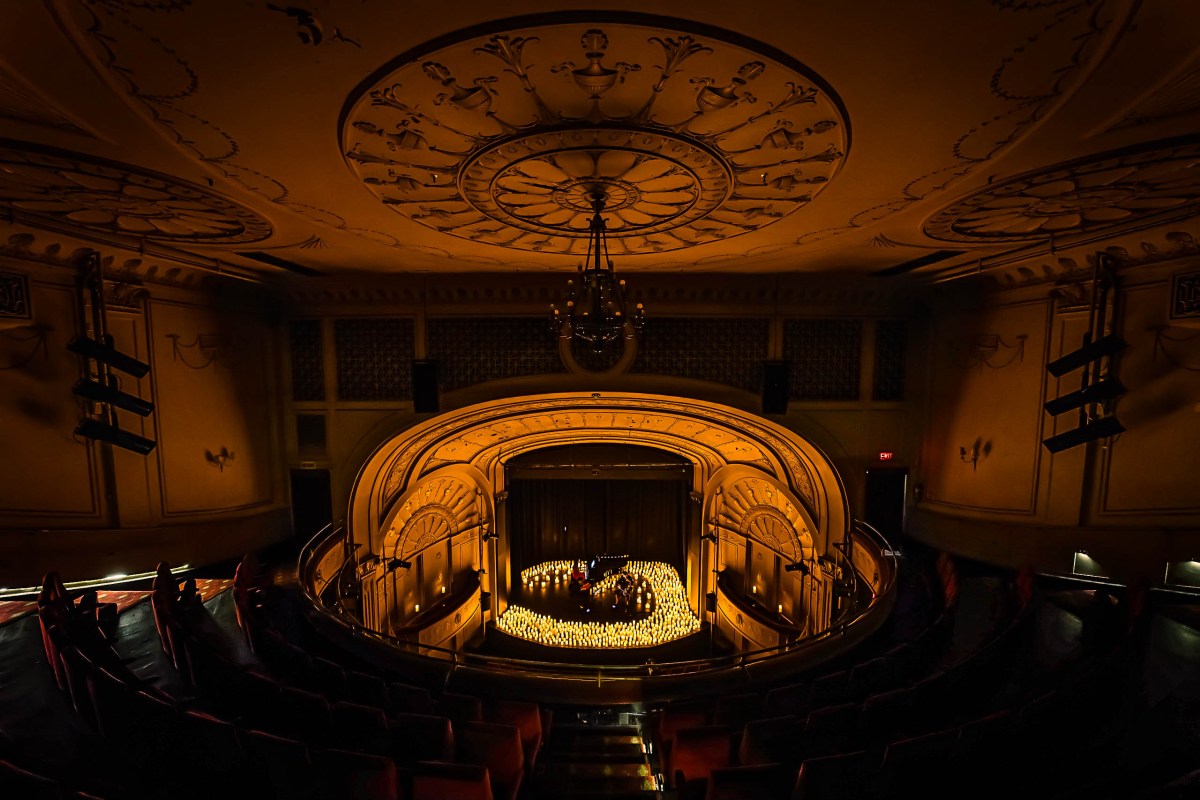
[481,560,721,663]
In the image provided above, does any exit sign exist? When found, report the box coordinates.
[878,451,894,461]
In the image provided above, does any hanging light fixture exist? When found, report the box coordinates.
[550,191,644,352]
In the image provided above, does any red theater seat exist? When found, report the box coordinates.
[792,750,872,800]
[457,721,525,800]
[670,725,733,791]
[313,748,399,800]
[704,763,794,800]
[241,729,315,800]
[387,712,456,766]
[411,760,494,800]
[486,699,543,770]
[738,715,805,768]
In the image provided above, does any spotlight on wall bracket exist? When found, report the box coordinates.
[784,561,810,575]
[481,531,499,542]
[75,418,156,455]
[73,378,154,416]
[701,532,718,543]
[68,335,150,378]
[385,558,412,572]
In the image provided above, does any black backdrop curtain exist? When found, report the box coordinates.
[508,478,687,574]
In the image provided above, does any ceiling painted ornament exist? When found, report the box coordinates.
[0,141,272,244]
[924,136,1200,243]
[342,19,848,255]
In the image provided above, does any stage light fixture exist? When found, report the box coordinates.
[701,532,718,543]
[72,378,154,417]
[68,336,150,378]
[1041,415,1124,453]
[1046,334,1126,377]
[1043,377,1125,417]
[386,558,412,571]
[481,531,499,541]
[784,561,810,575]
[75,418,156,455]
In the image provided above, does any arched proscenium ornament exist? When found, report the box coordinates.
[341,18,848,255]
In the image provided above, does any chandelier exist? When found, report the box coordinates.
[550,191,644,352]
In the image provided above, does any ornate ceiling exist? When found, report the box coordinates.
[1,1,1199,279]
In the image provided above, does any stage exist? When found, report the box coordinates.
[478,560,725,664]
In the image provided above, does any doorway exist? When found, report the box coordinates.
[863,468,907,543]
[290,468,332,540]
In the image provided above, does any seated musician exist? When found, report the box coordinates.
[568,560,591,607]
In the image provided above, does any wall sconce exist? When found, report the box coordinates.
[205,447,236,472]
[958,438,991,470]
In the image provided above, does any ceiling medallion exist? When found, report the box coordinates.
[924,136,1200,243]
[342,20,848,255]
[0,141,274,245]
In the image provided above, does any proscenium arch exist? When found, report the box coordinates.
[351,393,847,565]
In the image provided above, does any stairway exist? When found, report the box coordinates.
[529,713,662,799]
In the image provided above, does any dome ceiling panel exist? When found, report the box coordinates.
[1,0,1194,277]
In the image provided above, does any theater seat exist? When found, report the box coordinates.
[457,721,525,800]
[738,716,805,768]
[438,691,483,726]
[330,700,390,756]
[241,729,315,800]
[411,760,493,800]
[792,750,872,800]
[705,763,794,800]
[313,748,399,800]
[388,681,436,716]
[671,725,733,792]
[486,699,542,771]
[387,712,455,766]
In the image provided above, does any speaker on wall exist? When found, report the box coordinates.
[705,592,717,614]
[762,360,789,414]
[412,359,439,413]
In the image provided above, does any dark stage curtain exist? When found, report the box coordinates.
[508,479,687,574]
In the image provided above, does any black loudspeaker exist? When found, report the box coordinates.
[412,359,439,413]
[705,592,717,614]
[762,360,789,414]
[480,591,492,612]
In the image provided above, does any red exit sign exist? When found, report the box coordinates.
[878,451,895,462]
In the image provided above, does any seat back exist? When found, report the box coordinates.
[671,725,732,788]
[388,713,456,766]
[457,721,525,800]
[241,729,315,800]
[411,760,493,800]
[313,748,398,800]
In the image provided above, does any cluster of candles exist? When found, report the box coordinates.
[498,560,700,648]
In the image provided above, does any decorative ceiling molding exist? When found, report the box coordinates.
[0,141,273,244]
[973,226,1200,291]
[341,19,848,255]
[925,136,1200,243]
[0,229,261,290]
[794,0,1120,247]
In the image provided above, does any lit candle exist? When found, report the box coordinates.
[778,604,783,614]
[414,604,420,612]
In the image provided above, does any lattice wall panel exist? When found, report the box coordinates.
[427,317,563,390]
[334,318,414,401]
[289,319,325,402]
[784,319,862,400]
[873,320,908,401]
[631,317,769,392]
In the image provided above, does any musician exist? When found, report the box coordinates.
[568,560,591,608]
[613,570,633,614]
